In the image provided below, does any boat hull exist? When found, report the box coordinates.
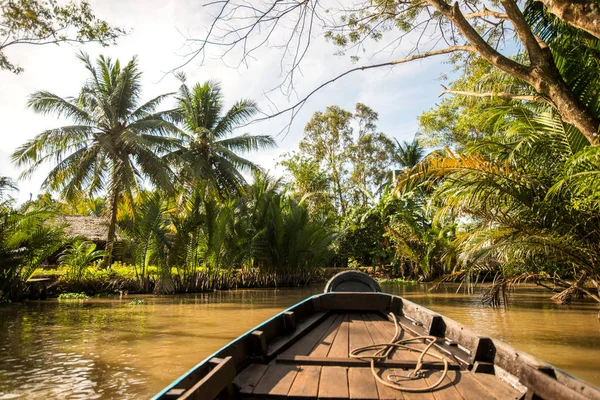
[154,273,600,400]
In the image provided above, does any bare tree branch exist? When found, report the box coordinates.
[256,46,475,136]
[463,6,508,20]
[186,0,600,144]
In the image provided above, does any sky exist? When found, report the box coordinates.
[0,0,452,203]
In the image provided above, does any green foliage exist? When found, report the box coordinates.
[127,298,144,305]
[247,172,335,273]
[419,2,600,150]
[33,262,320,296]
[119,191,172,292]
[551,146,600,208]
[402,108,600,286]
[168,172,334,281]
[278,153,335,219]
[418,57,528,148]
[0,183,66,302]
[58,240,106,282]
[0,0,125,73]
[12,52,181,266]
[335,205,388,267]
[11,5,600,299]
[332,181,456,280]
[409,14,600,296]
[393,138,425,169]
[106,171,334,293]
[377,277,417,284]
[282,103,397,218]
[525,0,600,119]
[168,182,245,293]
[171,77,276,195]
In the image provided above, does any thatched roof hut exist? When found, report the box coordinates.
[56,215,122,243]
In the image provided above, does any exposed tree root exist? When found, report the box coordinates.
[551,273,588,304]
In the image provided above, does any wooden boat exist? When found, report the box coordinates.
[153,271,600,400]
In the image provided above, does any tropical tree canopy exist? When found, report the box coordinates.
[1,0,125,73]
[11,52,181,265]
[189,0,600,144]
[171,77,277,195]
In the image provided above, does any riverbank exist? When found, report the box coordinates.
[25,264,596,309]
[28,264,412,300]
[29,264,325,298]
[1,283,598,399]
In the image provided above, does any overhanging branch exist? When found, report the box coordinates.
[463,6,508,20]
[257,46,476,134]
[426,0,533,81]
[500,0,545,64]
[439,85,554,106]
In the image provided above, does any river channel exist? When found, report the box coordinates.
[0,283,599,399]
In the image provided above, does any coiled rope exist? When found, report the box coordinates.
[349,313,449,392]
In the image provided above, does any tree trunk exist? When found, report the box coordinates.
[332,165,347,216]
[551,272,587,304]
[328,147,347,216]
[102,171,120,268]
[540,69,600,144]
[537,0,600,40]
[428,0,600,144]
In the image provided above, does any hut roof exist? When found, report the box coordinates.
[57,215,121,242]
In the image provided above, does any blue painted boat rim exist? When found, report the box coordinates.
[150,293,321,400]
[152,290,600,398]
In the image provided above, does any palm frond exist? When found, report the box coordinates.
[217,134,277,153]
[213,99,259,136]
[27,91,94,124]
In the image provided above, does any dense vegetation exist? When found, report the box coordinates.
[1,1,599,307]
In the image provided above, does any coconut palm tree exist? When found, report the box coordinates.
[170,76,276,195]
[394,138,425,169]
[12,52,180,266]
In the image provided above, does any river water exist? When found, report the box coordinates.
[0,283,598,399]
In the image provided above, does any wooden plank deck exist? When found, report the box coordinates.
[236,311,524,399]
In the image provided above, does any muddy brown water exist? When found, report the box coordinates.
[0,283,599,399]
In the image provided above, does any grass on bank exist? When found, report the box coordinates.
[31,262,324,297]
[30,262,415,298]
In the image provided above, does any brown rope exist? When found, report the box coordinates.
[349,313,449,392]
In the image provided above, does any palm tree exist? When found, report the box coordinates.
[398,108,600,303]
[0,202,65,302]
[120,191,173,293]
[383,137,426,190]
[394,138,425,169]
[12,52,180,266]
[170,76,276,195]
[246,171,334,273]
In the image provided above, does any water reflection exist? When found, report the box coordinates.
[0,284,598,399]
